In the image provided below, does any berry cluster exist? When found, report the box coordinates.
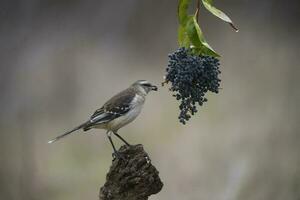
[164,47,221,124]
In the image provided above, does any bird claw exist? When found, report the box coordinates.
[126,143,133,147]
[112,151,126,161]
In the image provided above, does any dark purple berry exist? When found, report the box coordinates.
[165,47,221,124]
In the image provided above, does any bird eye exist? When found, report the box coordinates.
[143,83,151,87]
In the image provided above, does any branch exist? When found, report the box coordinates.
[99,144,163,200]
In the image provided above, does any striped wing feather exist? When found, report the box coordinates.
[89,88,136,124]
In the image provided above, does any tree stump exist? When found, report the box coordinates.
[99,144,163,200]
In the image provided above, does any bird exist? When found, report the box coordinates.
[48,80,157,158]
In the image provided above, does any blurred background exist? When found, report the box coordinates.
[0,0,299,199]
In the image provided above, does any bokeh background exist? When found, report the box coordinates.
[1,0,299,199]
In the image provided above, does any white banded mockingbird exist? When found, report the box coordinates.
[48,80,157,158]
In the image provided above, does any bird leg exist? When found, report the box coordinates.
[106,131,124,160]
[113,132,132,146]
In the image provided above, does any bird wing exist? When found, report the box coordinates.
[89,88,136,125]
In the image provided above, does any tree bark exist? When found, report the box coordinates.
[99,144,163,200]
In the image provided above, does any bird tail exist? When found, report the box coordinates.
[48,121,90,144]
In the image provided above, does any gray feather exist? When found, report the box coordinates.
[48,121,90,143]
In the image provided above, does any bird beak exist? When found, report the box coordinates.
[151,85,158,91]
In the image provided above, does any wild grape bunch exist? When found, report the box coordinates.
[164,47,221,124]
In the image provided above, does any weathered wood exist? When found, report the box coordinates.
[99,144,163,200]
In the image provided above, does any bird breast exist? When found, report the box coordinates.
[107,95,145,131]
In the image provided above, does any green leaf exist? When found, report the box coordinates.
[178,0,191,26]
[177,0,221,57]
[186,15,220,57]
[202,0,238,31]
[178,25,190,47]
[178,0,192,48]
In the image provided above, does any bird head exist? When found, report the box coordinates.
[132,80,158,94]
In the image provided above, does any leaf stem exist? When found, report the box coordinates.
[196,0,200,23]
